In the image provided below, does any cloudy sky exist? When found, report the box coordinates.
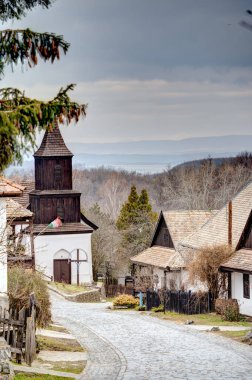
[1,0,252,144]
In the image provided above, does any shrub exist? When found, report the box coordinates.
[151,305,164,313]
[215,298,240,321]
[8,266,51,327]
[113,294,139,308]
[136,305,146,311]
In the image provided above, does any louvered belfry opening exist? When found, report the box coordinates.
[30,125,81,225]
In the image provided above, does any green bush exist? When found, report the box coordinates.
[151,305,164,313]
[8,266,51,327]
[113,294,139,308]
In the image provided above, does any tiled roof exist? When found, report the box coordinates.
[34,125,73,157]
[181,181,252,250]
[0,177,24,196]
[220,249,252,273]
[31,223,93,235]
[131,246,185,270]
[162,210,216,248]
[11,180,34,207]
[6,198,33,219]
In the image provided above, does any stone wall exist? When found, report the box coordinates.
[65,289,101,303]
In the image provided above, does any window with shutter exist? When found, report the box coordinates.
[243,274,250,299]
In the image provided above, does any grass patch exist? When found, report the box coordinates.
[217,330,249,342]
[14,374,74,380]
[37,336,84,352]
[151,311,252,327]
[45,325,69,333]
[48,282,89,295]
[105,297,115,303]
[36,359,85,374]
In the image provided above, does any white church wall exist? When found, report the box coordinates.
[232,272,252,317]
[34,233,93,284]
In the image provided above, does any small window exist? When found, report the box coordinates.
[54,165,62,182]
[243,274,250,299]
[164,230,169,244]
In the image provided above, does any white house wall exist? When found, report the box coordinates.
[0,199,7,294]
[34,233,93,284]
[232,272,252,317]
[151,267,207,292]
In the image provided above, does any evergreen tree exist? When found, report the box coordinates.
[116,185,139,230]
[0,0,86,172]
[116,185,157,259]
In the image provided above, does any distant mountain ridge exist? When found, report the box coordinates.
[5,135,252,175]
[68,135,252,155]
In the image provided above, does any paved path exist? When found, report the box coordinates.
[51,293,252,380]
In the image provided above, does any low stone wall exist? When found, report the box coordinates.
[47,285,101,303]
[65,289,101,303]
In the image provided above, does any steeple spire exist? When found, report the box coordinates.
[34,125,73,157]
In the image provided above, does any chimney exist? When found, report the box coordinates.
[228,201,232,246]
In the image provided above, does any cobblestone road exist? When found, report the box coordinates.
[51,293,252,380]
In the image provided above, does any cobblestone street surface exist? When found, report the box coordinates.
[51,293,252,380]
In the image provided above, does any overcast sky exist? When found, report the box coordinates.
[1,0,252,144]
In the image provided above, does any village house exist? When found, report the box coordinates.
[0,177,25,308]
[131,210,215,291]
[180,181,252,317]
[6,198,34,266]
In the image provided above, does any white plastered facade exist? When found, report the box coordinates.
[34,232,93,284]
[231,272,252,317]
[0,199,7,294]
[152,267,207,292]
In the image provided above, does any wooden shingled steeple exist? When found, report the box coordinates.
[29,125,86,230]
[34,125,73,158]
[33,125,73,191]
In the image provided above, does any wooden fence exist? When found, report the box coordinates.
[105,284,133,298]
[0,295,36,365]
[146,290,214,314]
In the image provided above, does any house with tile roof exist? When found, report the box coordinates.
[131,210,215,291]
[0,177,24,308]
[6,198,34,266]
[179,181,252,316]
[26,125,97,284]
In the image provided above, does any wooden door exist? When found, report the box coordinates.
[54,259,71,284]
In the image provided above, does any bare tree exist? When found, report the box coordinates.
[188,244,233,300]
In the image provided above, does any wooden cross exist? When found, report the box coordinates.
[70,249,87,286]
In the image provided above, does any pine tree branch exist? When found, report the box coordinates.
[0,0,52,21]
[0,85,87,171]
[0,28,70,76]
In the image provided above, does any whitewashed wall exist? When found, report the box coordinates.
[232,272,252,316]
[151,267,207,292]
[14,223,32,256]
[0,199,7,294]
[34,233,93,284]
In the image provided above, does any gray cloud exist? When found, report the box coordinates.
[1,0,252,146]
